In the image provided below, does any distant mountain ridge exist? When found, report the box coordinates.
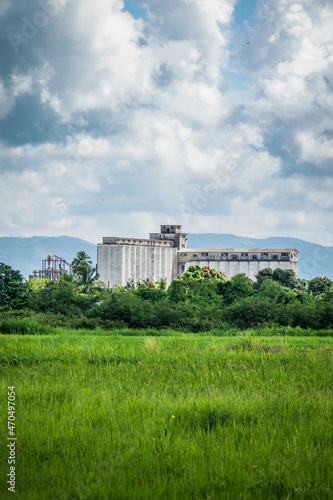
[0,234,332,280]
[0,236,97,279]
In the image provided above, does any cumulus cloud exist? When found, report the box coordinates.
[241,0,333,166]
[0,0,332,245]
[0,72,33,118]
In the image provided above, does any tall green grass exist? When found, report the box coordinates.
[1,335,332,499]
[0,318,57,335]
[1,317,333,337]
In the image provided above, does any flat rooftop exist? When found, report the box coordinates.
[182,248,298,253]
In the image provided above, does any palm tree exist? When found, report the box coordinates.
[71,251,98,293]
[79,266,99,294]
[71,251,93,276]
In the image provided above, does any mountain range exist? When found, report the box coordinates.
[0,234,332,281]
[0,236,96,279]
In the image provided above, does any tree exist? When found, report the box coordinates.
[272,269,299,290]
[256,280,288,303]
[71,251,93,275]
[0,263,28,308]
[168,265,226,303]
[78,266,100,294]
[255,268,273,286]
[217,273,253,305]
[133,279,166,303]
[255,268,305,292]
[27,277,49,290]
[71,251,98,294]
[179,265,226,282]
[224,296,272,329]
[30,279,83,315]
[308,277,333,297]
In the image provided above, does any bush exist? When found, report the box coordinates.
[224,297,273,329]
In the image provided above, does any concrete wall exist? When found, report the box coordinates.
[185,259,298,281]
[97,244,177,287]
[98,239,299,287]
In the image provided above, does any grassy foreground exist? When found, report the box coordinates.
[1,333,333,499]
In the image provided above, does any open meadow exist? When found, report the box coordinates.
[1,332,333,499]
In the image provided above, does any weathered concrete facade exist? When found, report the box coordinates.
[177,249,299,281]
[97,244,178,287]
[97,225,184,287]
[97,225,299,287]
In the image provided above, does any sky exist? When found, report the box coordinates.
[0,0,332,246]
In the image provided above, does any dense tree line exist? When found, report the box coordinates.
[1,256,333,332]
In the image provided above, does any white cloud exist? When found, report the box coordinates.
[250,1,333,126]
[0,0,332,247]
[296,131,333,164]
[0,0,10,17]
[0,73,33,118]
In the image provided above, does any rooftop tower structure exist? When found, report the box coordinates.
[149,225,188,250]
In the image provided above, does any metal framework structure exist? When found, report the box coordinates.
[29,254,72,281]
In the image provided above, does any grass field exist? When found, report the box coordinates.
[1,333,333,499]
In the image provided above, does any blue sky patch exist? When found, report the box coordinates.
[232,0,258,28]
[123,0,148,19]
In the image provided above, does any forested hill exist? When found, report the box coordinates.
[0,236,96,278]
[0,233,332,280]
[187,234,333,280]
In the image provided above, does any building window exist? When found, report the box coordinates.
[193,254,197,257]
[272,255,278,260]
[241,253,248,257]
[222,253,228,257]
[252,255,258,259]
[181,265,185,271]
[202,252,208,257]
[262,253,268,257]
[281,252,289,257]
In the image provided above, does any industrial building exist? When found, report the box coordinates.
[97,225,299,287]
[29,254,72,281]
